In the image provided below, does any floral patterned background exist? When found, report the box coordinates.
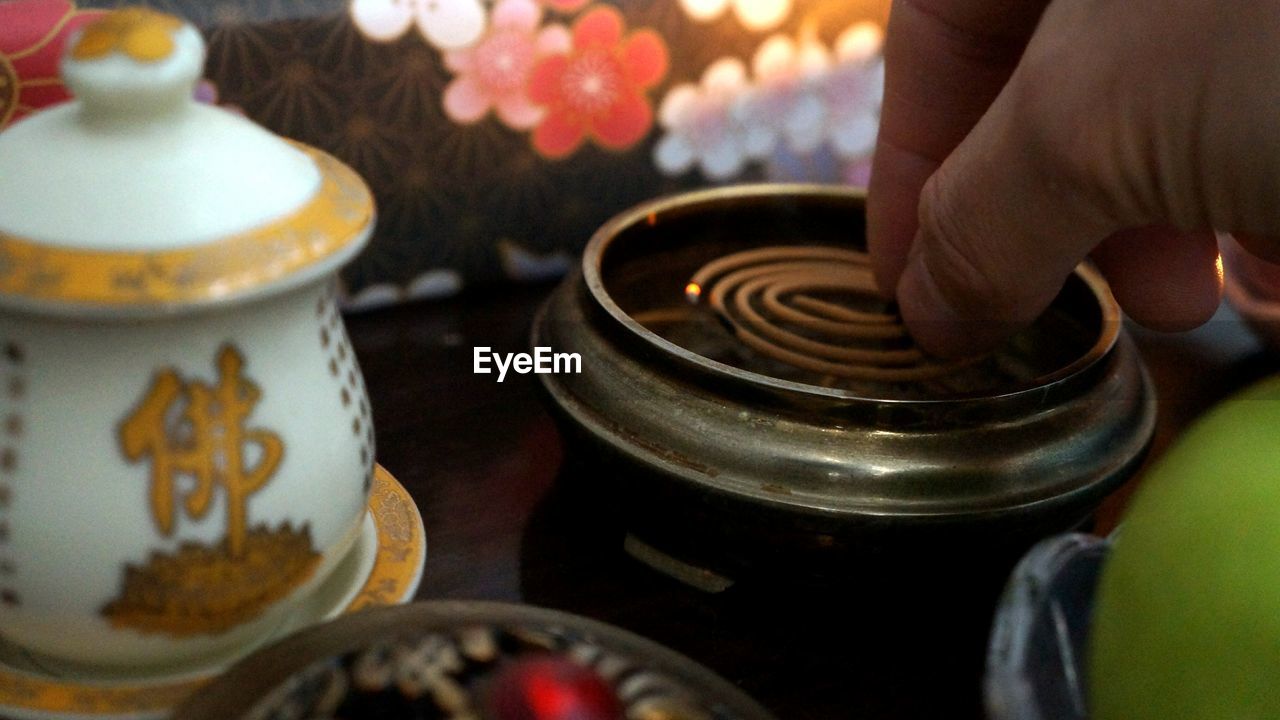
[6,0,889,308]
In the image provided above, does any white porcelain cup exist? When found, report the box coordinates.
[0,8,377,671]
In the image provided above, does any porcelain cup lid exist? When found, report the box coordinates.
[0,7,374,316]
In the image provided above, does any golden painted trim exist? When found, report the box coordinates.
[5,10,77,62]
[0,673,204,716]
[0,464,421,716]
[0,52,17,129]
[71,9,183,63]
[344,464,425,613]
[0,145,373,309]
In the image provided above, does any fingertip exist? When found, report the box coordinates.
[896,249,1011,359]
[1222,234,1280,297]
[1092,227,1223,333]
[1230,232,1280,265]
[1131,301,1219,333]
[865,161,905,299]
[1122,270,1221,332]
[865,141,936,299]
[865,227,902,301]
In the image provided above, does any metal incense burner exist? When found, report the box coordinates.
[533,186,1155,585]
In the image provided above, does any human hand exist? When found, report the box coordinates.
[867,0,1280,357]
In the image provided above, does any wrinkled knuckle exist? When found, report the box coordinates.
[917,177,1014,316]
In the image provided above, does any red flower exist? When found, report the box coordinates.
[0,0,106,129]
[527,6,668,158]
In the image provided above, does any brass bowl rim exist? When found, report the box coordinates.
[582,183,1121,406]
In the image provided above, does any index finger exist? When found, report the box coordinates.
[866,0,1050,296]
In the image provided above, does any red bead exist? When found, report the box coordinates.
[485,655,623,720]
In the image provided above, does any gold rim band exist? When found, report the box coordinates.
[0,144,373,309]
[0,464,420,715]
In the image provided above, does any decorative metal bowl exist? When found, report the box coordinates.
[174,601,778,720]
[533,185,1155,583]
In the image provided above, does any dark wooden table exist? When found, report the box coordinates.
[346,284,1274,720]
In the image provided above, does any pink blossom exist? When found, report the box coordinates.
[443,0,570,129]
[527,6,669,158]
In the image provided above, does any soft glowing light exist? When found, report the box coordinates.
[350,0,486,50]
[350,0,414,41]
[736,0,790,31]
[680,0,730,21]
[796,35,832,78]
[685,282,702,302]
[679,0,791,29]
[1215,253,1225,285]
[834,20,884,62]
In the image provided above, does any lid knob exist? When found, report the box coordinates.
[61,8,203,119]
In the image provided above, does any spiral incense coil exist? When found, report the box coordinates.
[685,246,970,382]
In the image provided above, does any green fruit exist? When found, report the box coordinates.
[1090,376,1280,720]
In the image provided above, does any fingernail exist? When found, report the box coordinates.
[897,248,1002,359]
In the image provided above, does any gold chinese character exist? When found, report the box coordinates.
[120,345,283,557]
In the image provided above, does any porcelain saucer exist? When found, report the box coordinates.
[0,464,425,720]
